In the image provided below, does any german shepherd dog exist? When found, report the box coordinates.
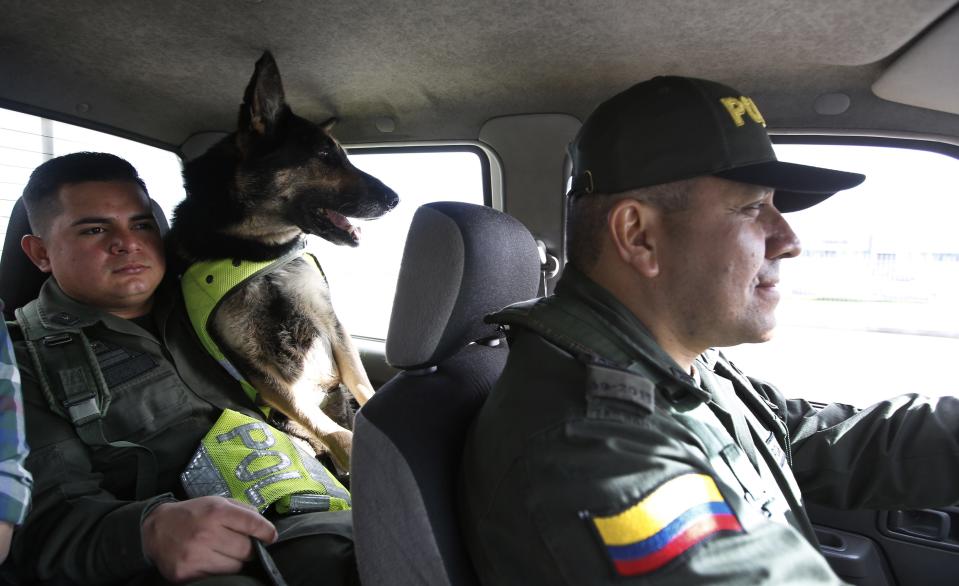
[167,52,399,473]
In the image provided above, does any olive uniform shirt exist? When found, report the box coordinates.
[7,278,351,585]
[459,265,959,585]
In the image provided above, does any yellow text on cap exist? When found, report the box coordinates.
[720,96,766,127]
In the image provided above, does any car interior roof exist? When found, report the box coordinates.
[2,0,959,149]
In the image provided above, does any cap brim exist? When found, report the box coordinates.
[715,161,865,213]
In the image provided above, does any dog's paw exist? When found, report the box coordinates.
[321,429,353,475]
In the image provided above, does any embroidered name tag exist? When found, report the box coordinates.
[586,364,655,414]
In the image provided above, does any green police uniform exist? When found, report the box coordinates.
[7,277,354,586]
[459,265,959,585]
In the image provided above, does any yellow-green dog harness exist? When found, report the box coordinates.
[180,249,325,414]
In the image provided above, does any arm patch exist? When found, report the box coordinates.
[586,473,743,576]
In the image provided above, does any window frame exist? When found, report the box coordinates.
[346,142,501,211]
[0,98,179,152]
[771,133,959,161]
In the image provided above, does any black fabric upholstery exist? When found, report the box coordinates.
[356,345,505,585]
[0,198,38,320]
[385,201,541,369]
[0,197,169,320]
[353,202,542,585]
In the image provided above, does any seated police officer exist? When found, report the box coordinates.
[459,76,959,584]
[8,152,356,586]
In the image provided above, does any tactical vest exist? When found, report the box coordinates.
[12,261,339,513]
[180,248,325,415]
[13,302,159,498]
[488,297,819,546]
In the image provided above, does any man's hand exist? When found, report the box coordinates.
[141,496,277,583]
[0,521,13,565]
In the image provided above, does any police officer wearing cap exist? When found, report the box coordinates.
[459,76,959,584]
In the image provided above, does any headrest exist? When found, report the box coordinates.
[385,202,541,369]
[0,197,169,320]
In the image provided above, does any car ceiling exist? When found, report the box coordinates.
[1,0,958,149]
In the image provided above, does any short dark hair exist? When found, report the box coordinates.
[22,152,149,236]
[566,179,695,270]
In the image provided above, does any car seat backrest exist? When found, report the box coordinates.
[0,196,169,320]
[352,201,541,586]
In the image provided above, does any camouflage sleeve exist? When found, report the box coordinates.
[0,316,32,525]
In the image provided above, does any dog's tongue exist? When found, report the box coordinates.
[325,210,361,241]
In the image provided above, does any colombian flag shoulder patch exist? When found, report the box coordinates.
[588,472,743,577]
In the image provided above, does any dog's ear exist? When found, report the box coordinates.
[238,51,287,143]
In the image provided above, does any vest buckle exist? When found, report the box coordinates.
[43,333,73,347]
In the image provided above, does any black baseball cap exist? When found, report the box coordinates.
[569,76,865,212]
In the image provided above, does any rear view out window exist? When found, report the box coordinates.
[309,149,487,340]
[0,107,185,258]
[722,144,959,407]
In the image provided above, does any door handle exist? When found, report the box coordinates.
[887,508,951,541]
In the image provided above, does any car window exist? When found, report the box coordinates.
[0,107,185,255]
[721,143,959,407]
[308,149,488,341]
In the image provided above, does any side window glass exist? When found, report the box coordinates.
[309,149,488,340]
[0,107,185,257]
[722,144,959,406]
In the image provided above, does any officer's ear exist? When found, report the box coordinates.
[607,197,661,278]
[21,234,53,273]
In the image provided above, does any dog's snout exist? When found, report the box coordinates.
[387,191,400,210]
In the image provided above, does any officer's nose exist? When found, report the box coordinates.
[110,229,141,255]
[766,207,801,260]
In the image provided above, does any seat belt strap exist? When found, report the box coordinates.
[15,304,158,499]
